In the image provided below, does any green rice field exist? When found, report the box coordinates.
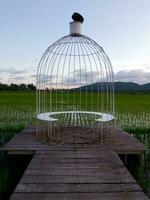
[0,91,149,129]
[0,91,150,199]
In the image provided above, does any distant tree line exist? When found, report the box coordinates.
[0,83,36,91]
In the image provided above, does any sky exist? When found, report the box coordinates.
[0,0,150,84]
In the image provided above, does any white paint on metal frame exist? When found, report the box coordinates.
[37,111,114,122]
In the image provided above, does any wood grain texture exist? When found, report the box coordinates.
[10,149,149,200]
[10,192,149,200]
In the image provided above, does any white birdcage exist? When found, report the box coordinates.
[36,13,115,145]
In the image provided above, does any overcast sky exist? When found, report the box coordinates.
[0,0,150,84]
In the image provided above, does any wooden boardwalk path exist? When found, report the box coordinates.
[1,127,149,199]
[10,149,149,200]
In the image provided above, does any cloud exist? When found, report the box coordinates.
[13,76,26,80]
[32,69,150,87]
[32,70,100,89]
[114,69,150,84]
[0,68,27,75]
[63,69,100,86]
[32,74,56,82]
[30,74,37,78]
[0,67,150,85]
[143,63,150,71]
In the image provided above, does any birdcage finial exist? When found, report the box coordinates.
[70,12,84,36]
[72,12,84,23]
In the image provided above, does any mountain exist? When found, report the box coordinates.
[141,83,150,91]
[73,82,150,92]
[114,82,141,91]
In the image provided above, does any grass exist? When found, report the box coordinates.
[0,124,25,147]
[0,91,35,143]
[125,127,150,148]
[0,91,36,105]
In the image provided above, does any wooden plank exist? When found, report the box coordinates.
[10,192,149,200]
[33,151,122,159]
[29,157,123,164]
[27,163,124,169]
[28,153,124,166]
[15,183,142,193]
[20,175,136,184]
[24,168,131,176]
[8,150,34,155]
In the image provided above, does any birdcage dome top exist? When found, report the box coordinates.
[42,34,107,60]
[37,31,113,90]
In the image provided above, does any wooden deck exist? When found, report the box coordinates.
[1,127,149,199]
[10,149,149,200]
[2,126,145,154]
